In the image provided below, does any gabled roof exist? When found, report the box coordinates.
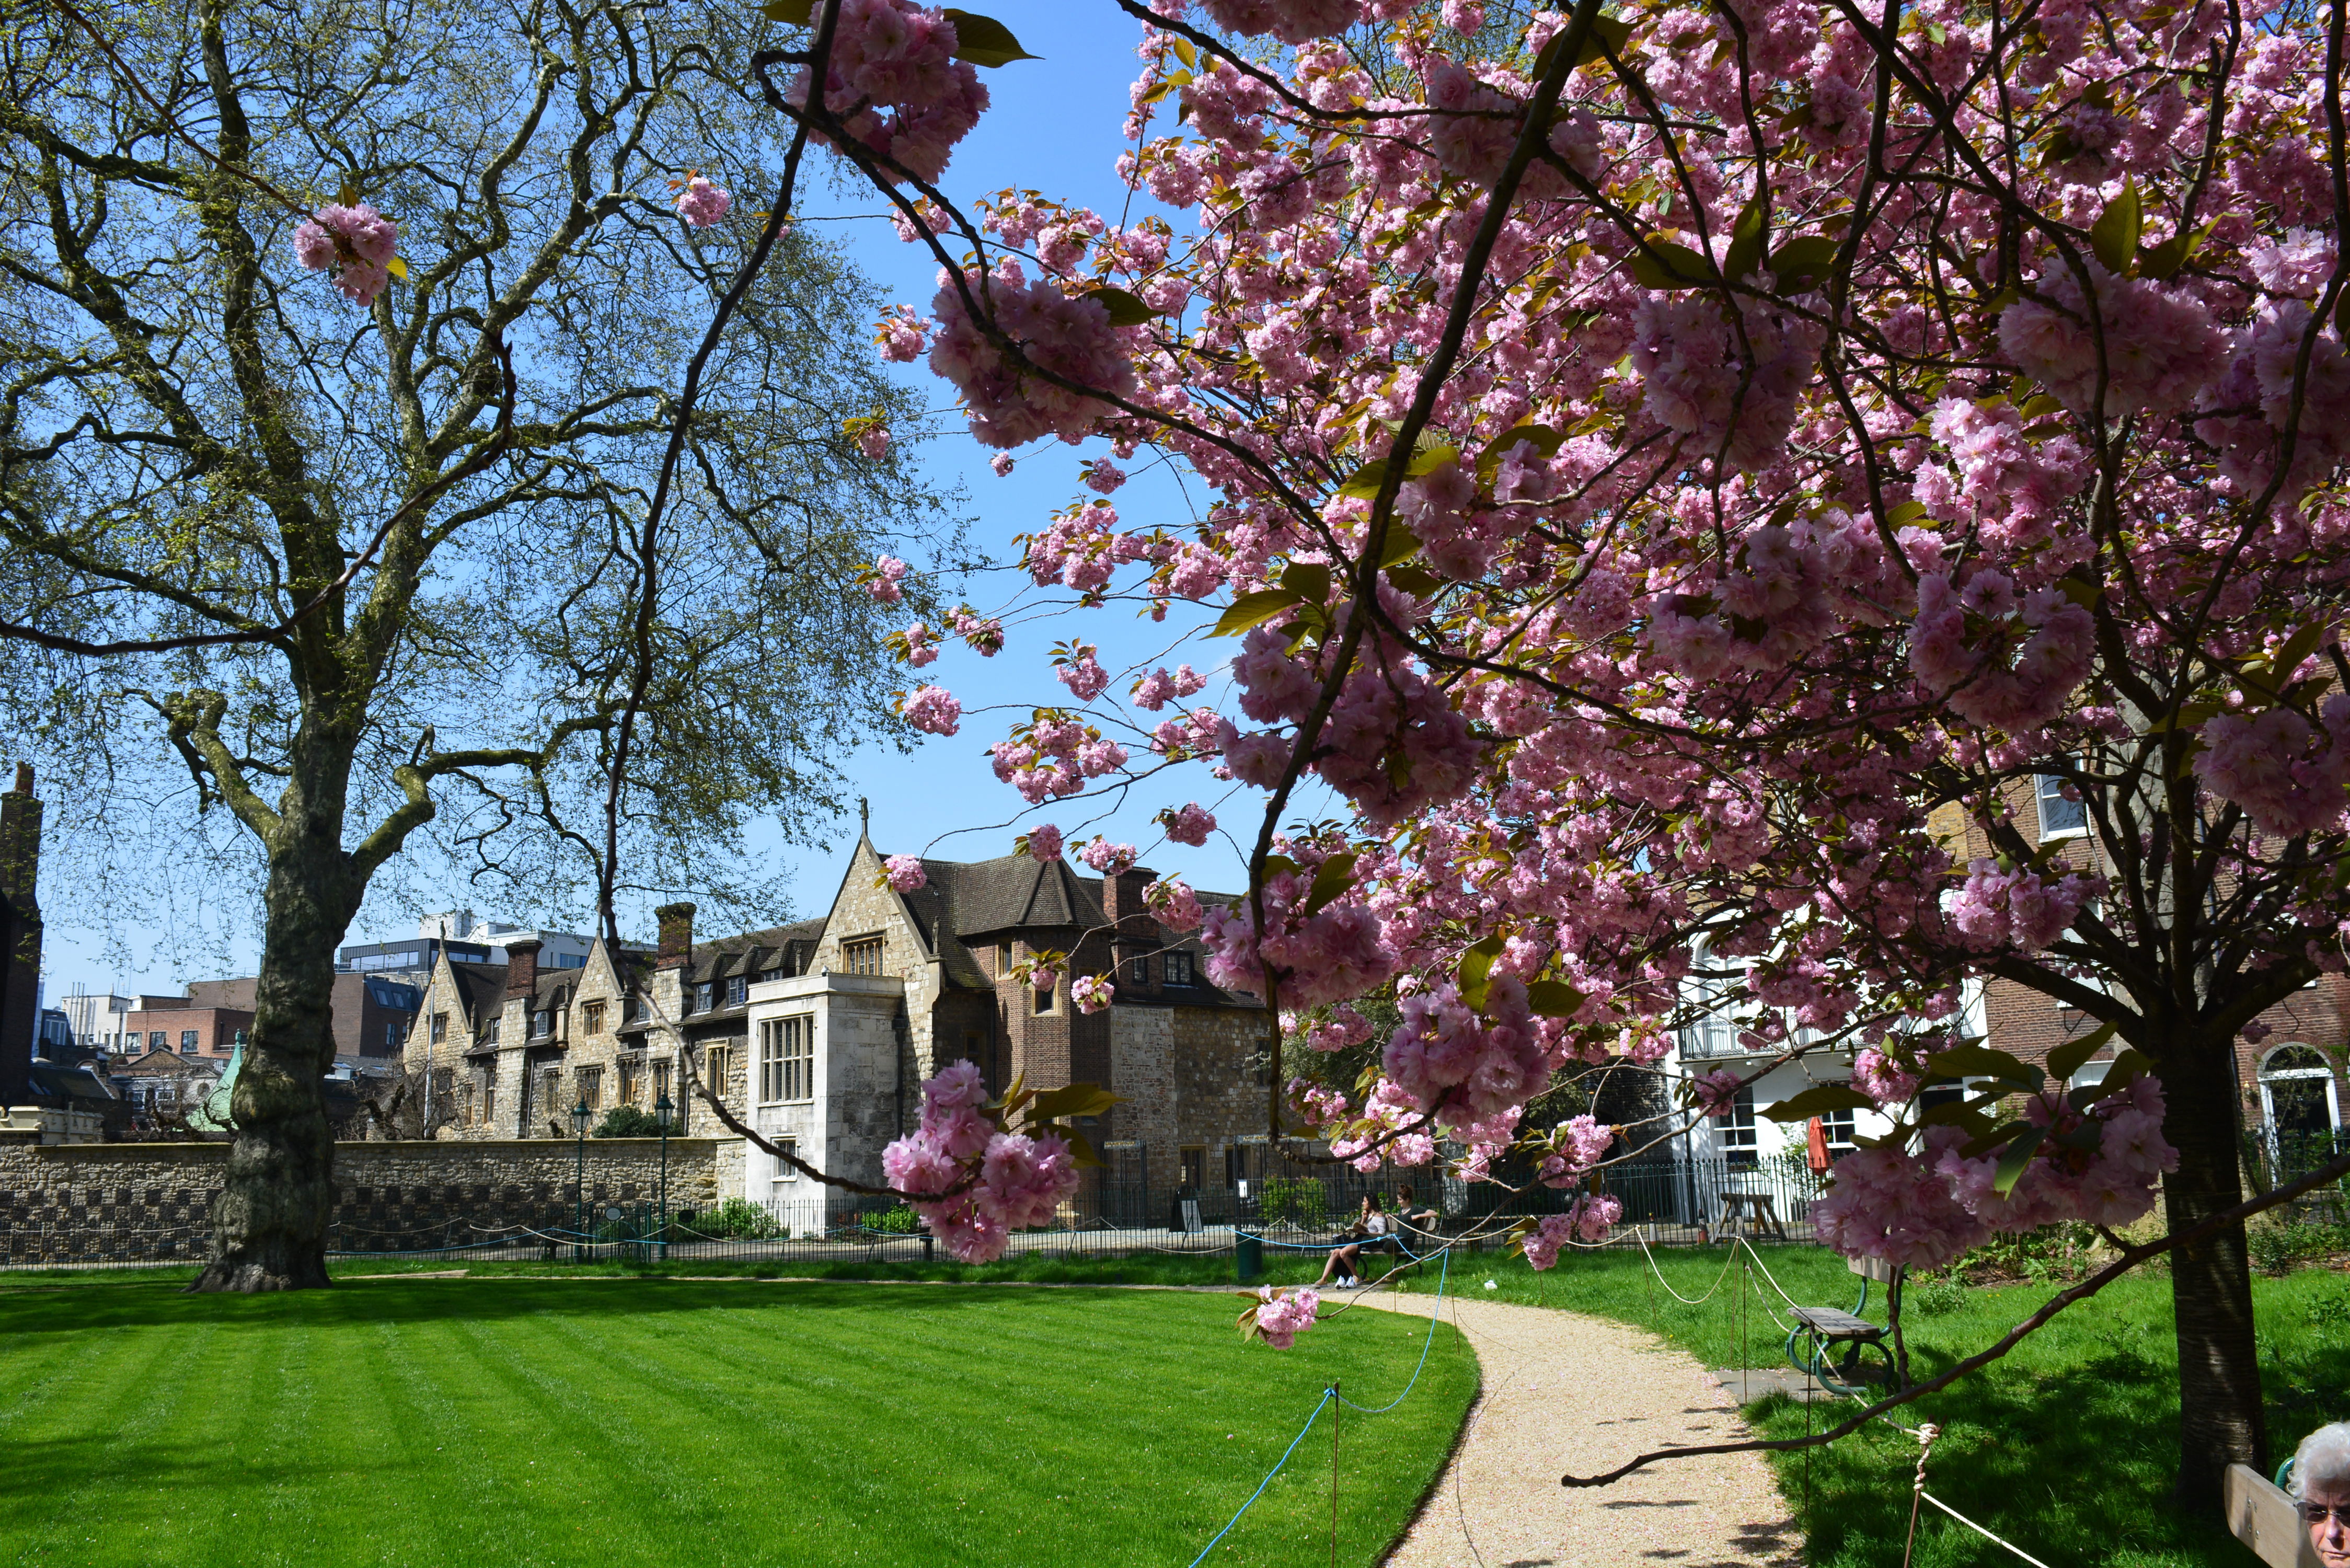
[924,854,1105,936]
[445,960,508,1025]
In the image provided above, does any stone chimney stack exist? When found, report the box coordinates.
[655,903,696,970]
[504,939,541,998]
[0,764,43,1106]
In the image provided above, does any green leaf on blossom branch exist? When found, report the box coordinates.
[1525,978,1587,1018]
[1082,285,1159,326]
[1924,1042,2044,1092]
[1209,589,1301,638]
[1765,235,1841,290]
[1456,935,1506,1011]
[940,10,1040,66]
[1722,199,1767,286]
[761,0,814,22]
[1280,560,1332,605]
[2089,177,2142,275]
[2044,1020,2120,1083]
[2139,220,2215,281]
[1991,1123,2050,1196]
[1627,238,1717,290]
[1761,1083,1877,1122]
[1474,422,1568,480]
[1531,10,1634,81]
[1337,445,1458,501]
[1299,852,1359,917]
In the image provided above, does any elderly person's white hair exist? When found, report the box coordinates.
[2292,1423,2350,1499]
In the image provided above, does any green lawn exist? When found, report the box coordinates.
[1378,1242,2350,1568]
[0,1276,1475,1567]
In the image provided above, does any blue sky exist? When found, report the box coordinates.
[43,4,1289,998]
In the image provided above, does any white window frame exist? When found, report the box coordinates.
[770,1137,800,1187]
[757,1017,815,1105]
[1718,1087,1759,1169]
[2259,1044,2342,1134]
[2035,770,2089,840]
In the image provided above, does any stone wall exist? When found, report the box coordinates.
[0,1134,731,1267]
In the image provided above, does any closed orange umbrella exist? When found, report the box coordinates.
[1806,1116,1831,1173]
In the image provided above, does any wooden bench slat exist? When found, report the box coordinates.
[1789,1307,1882,1339]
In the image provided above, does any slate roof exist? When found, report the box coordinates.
[445,961,508,1027]
[900,852,1255,1006]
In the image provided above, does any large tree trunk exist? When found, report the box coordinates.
[2155,1032,2266,1512]
[190,795,357,1293]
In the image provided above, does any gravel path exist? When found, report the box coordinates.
[1354,1291,1803,1568]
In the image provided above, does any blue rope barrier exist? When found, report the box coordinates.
[1185,1388,1334,1568]
[1337,1247,1449,1414]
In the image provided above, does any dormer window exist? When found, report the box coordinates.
[531,1009,552,1039]
[726,974,747,1007]
[1164,951,1194,987]
[692,982,714,1013]
[623,994,642,1022]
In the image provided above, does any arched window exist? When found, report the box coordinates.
[2257,1043,2340,1152]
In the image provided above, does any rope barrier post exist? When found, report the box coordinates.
[1330,1380,1340,1568]
[1902,1422,1940,1568]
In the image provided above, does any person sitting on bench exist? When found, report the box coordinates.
[1313,1194,1388,1289]
[2294,1421,2350,1568]
[1391,1184,1441,1243]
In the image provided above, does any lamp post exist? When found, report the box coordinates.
[655,1092,674,1263]
[570,1097,592,1261]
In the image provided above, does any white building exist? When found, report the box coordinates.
[57,988,139,1055]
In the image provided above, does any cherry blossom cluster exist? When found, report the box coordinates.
[673,175,732,228]
[787,0,988,184]
[880,1062,1081,1262]
[988,710,1127,803]
[1814,1077,2179,1270]
[292,203,399,306]
[1518,1195,1625,1271]
[1245,1284,1321,1349]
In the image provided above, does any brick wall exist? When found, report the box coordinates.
[0,1135,729,1267]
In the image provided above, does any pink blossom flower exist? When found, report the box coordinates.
[865,555,908,604]
[883,854,928,892]
[1083,458,1127,493]
[1162,801,1217,846]
[1079,838,1137,874]
[1026,823,1064,861]
[858,424,893,459]
[1057,645,1111,701]
[1249,1283,1321,1348]
[291,203,400,306]
[1072,973,1115,1012]
[1691,1068,1742,1118]
[1852,1047,1921,1106]
[898,685,961,736]
[674,175,732,228]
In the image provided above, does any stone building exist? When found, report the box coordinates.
[403,835,1275,1218]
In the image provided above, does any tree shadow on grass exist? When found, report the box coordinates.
[0,1277,1160,1338]
[1768,1338,2317,1567]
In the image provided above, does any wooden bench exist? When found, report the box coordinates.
[2228,1463,2322,1567]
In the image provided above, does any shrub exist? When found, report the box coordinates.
[1259,1177,1328,1229]
[689,1197,787,1240]
[2308,1290,2350,1332]
[1907,1274,1968,1318]
[593,1105,666,1138]
[867,1206,919,1235]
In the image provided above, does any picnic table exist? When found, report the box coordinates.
[1718,1191,1788,1240]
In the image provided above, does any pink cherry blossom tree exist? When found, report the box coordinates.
[761,0,2350,1506]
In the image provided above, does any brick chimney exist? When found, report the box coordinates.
[504,939,541,997]
[1104,866,1156,933]
[655,903,696,970]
